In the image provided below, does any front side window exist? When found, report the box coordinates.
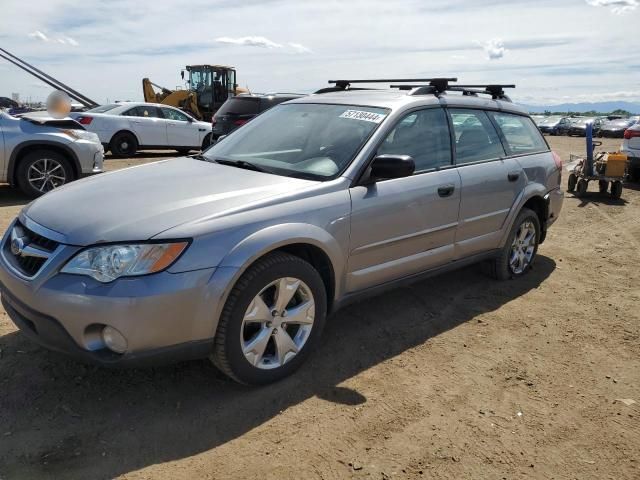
[377,108,452,172]
[449,109,505,164]
[160,107,189,121]
[204,103,388,180]
[489,112,548,155]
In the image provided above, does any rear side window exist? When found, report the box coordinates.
[490,112,548,155]
[216,98,260,116]
[378,108,452,172]
[122,106,161,118]
[449,109,505,164]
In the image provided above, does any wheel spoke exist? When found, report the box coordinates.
[30,166,44,175]
[273,328,298,365]
[284,300,315,325]
[243,326,273,366]
[48,164,63,174]
[243,295,272,324]
[273,277,300,313]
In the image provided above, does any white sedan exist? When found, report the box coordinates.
[70,102,212,156]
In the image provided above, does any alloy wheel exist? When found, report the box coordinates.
[509,220,536,275]
[240,277,315,369]
[27,158,67,193]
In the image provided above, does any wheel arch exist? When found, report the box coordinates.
[214,224,346,320]
[8,141,80,186]
[499,185,548,248]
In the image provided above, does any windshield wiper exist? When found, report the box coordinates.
[214,158,273,174]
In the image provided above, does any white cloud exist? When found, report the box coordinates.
[288,42,312,54]
[215,36,282,49]
[585,0,639,13]
[476,38,506,60]
[28,30,79,46]
[28,30,49,42]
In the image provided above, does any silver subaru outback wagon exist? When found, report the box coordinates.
[0,79,563,384]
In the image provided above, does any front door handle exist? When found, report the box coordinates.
[508,171,520,182]
[437,184,455,197]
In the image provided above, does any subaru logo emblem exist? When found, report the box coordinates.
[11,237,24,256]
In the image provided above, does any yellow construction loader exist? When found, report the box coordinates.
[142,65,245,121]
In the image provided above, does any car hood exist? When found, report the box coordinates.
[23,157,316,246]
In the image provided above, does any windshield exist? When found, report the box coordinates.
[204,103,388,180]
[87,104,120,113]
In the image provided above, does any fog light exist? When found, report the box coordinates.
[101,326,127,354]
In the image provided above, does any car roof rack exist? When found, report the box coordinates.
[317,77,515,102]
[316,78,457,94]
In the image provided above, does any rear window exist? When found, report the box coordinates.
[87,104,120,113]
[489,112,548,155]
[258,96,295,112]
[216,97,260,116]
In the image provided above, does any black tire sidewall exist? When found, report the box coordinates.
[16,150,73,198]
[216,255,327,385]
[201,133,212,151]
[567,174,577,192]
[110,132,137,157]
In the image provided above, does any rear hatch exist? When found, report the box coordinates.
[212,97,260,136]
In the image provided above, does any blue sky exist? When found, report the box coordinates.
[1,0,638,106]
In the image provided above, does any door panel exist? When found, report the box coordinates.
[455,158,525,257]
[124,106,167,146]
[347,169,461,292]
[160,107,199,147]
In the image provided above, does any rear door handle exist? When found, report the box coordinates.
[508,171,520,182]
[437,184,455,197]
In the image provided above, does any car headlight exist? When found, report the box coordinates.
[62,129,100,143]
[61,242,189,283]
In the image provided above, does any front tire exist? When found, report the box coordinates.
[490,208,540,280]
[16,150,74,198]
[610,181,623,199]
[567,173,577,192]
[211,252,327,385]
[201,133,212,151]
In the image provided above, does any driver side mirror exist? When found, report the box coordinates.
[367,154,415,183]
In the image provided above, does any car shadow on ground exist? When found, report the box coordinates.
[0,185,30,208]
[0,256,556,479]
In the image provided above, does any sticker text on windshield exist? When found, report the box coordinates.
[339,110,386,123]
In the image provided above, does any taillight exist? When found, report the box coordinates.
[552,151,562,169]
[211,115,217,127]
[77,116,93,125]
[233,119,248,126]
[624,129,640,139]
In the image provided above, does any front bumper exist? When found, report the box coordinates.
[0,218,225,366]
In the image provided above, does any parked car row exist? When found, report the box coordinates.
[535,115,638,138]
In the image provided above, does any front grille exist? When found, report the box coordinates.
[3,220,59,278]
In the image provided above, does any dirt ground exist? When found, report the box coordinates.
[0,138,638,480]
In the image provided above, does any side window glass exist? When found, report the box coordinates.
[161,108,189,121]
[122,107,140,117]
[449,109,505,164]
[490,112,547,155]
[377,108,452,172]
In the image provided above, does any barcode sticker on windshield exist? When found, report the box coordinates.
[339,110,386,123]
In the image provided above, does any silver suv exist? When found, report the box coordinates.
[0,111,103,197]
[0,79,563,384]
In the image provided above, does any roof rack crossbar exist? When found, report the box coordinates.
[328,78,457,85]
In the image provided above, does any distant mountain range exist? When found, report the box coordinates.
[522,101,640,114]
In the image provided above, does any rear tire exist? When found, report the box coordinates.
[16,149,74,198]
[598,180,609,194]
[576,179,588,196]
[490,208,540,281]
[109,131,138,157]
[610,181,623,199]
[567,173,577,192]
[211,252,327,385]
